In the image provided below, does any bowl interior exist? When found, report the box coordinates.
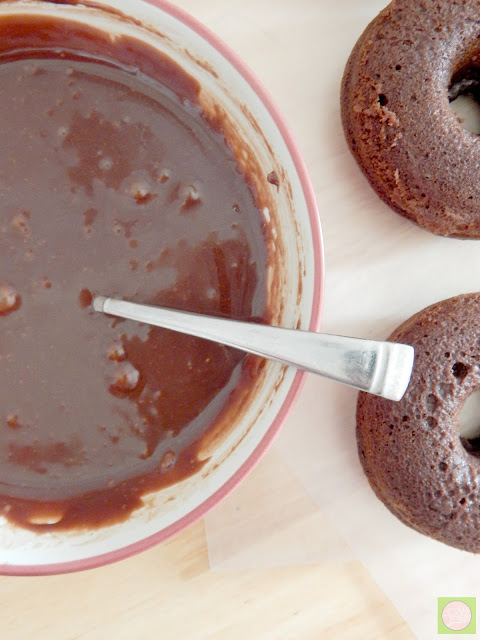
[0,0,323,574]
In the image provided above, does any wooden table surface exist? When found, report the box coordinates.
[0,519,413,640]
[0,1,420,638]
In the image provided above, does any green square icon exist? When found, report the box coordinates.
[438,598,476,634]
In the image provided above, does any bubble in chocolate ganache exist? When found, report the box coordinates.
[11,211,31,237]
[205,286,217,301]
[6,414,21,429]
[28,512,64,526]
[98,156,113,171]
[267,170,280,188]
[180,183,202,210]
[123,174,156,204]
[156,167,171,184]
[161,450,176,472]
[0,283,20,315]
[107,340,126,362]
[109,361,140,395]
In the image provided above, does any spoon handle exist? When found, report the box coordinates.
[93,296,414,401]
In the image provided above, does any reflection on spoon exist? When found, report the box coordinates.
[93,296,414,402]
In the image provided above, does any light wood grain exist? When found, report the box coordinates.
[0,520,414,640]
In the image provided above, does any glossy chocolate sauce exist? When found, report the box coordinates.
[0,16,269,530]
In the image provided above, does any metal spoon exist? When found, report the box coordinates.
[93,296,414,401]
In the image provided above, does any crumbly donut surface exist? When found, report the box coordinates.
[341,0,480,238]
[357,293,480,552]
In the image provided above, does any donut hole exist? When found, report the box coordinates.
[449,67,480,135]
[459,390,480,457]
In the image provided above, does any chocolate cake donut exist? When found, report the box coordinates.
[356,293,480,552]
[341,0,480,238]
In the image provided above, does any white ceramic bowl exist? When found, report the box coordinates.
[0,0,323,574]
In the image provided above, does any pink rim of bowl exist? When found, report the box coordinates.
[1,0,324,576]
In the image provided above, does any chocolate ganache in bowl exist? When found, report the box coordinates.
[0,0,323,574]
